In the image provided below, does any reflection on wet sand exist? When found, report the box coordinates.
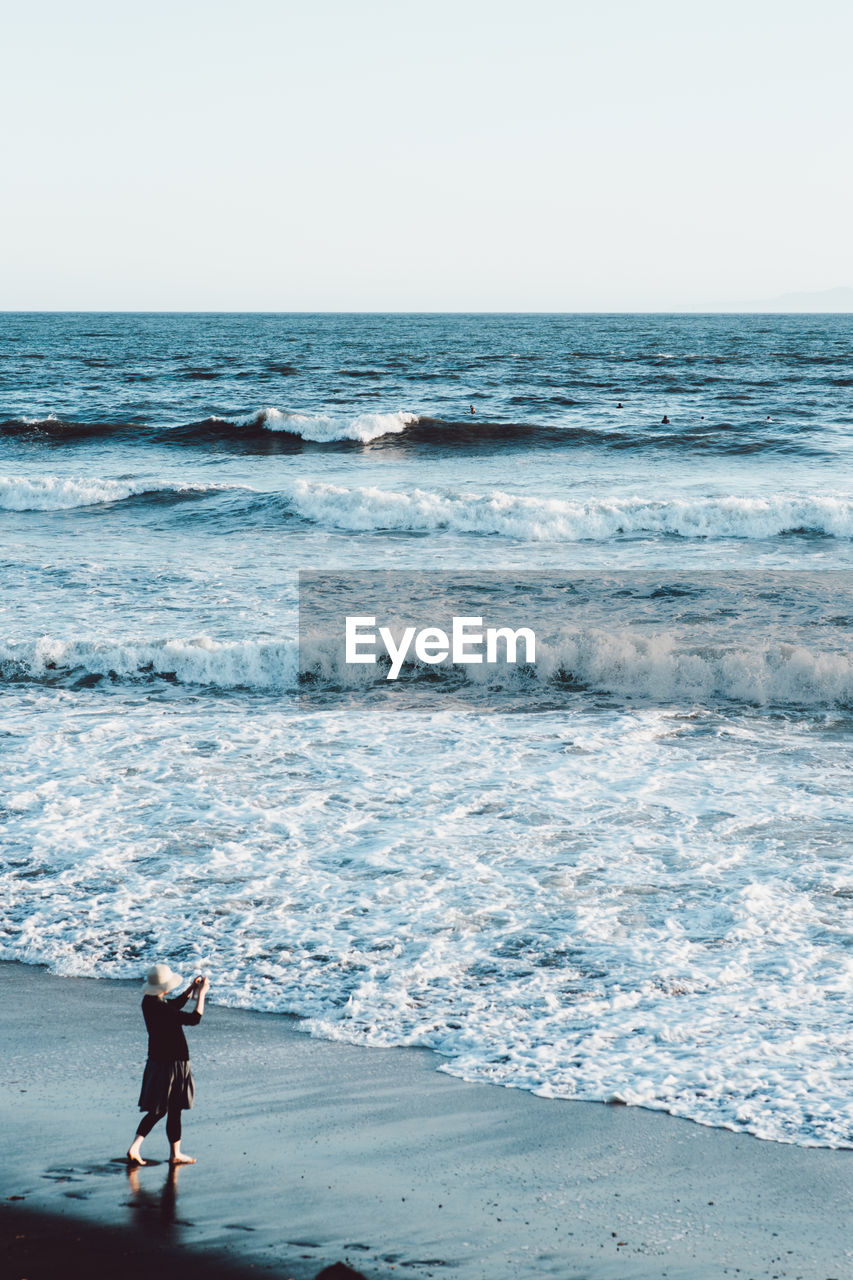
[125,1162,186,1232]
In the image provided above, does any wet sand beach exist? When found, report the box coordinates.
[1,961,851,1279]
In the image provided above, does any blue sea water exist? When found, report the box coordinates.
[1,312,852,1147]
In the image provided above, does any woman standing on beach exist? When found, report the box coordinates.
[127,963,209,1166]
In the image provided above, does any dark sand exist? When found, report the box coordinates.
[1,961,850,1279]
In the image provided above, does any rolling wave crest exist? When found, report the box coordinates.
[286,481,853,541]
[3,629,852,708]
[0,473,232,511]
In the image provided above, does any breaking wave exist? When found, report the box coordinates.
[0,635,299,691]
[234,407,418,443]
[0,473,233,511]
[534,629,853,707]
[285,481,853,541]
[3,629,851,709]
[0,409,418,448]
[0,410,827,455]
[6,472,853,541]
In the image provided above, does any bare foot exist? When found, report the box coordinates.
[127,1137,146,1166]
[169,1153,196,1165]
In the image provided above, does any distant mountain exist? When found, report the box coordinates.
[740,285,853,312]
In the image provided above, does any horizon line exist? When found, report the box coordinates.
[2,308,852,317]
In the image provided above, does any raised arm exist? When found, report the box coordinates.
[177,975,210,1025]
[194,976,210,1017]
[171,982,196,1009]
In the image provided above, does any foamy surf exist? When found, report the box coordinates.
[286,480,853,541]
[3,694,852,1149]
[10,472,851,541]
[4,627,852,709]
[0,634,299,690]
[235,407,418,443]
[0,473,234,512]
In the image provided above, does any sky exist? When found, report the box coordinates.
[2,0,852,311]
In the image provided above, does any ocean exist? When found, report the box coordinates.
[1,311,851,1148]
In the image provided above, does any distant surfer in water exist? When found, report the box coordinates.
[127,964,209,1166]
[661,415,670,425]
[469,404,475,414]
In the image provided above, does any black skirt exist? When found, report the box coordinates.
[138,1059,195,1113]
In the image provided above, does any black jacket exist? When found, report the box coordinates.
[141,992,201,1062]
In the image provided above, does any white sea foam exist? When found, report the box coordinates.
[302,627,853,707]
[238,407,417,443]
[286,481,853,541]
[7,471,852,541]
[4,626,851,709]
[534,629,853,706]
[0,634,298,689]
[2,693,852,1148]
[0,473,228,511]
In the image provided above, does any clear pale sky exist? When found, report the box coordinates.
[3,0,851,311]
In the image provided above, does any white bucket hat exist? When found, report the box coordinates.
[142,963,183,996]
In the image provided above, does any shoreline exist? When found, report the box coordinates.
[1,959,851,1279]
